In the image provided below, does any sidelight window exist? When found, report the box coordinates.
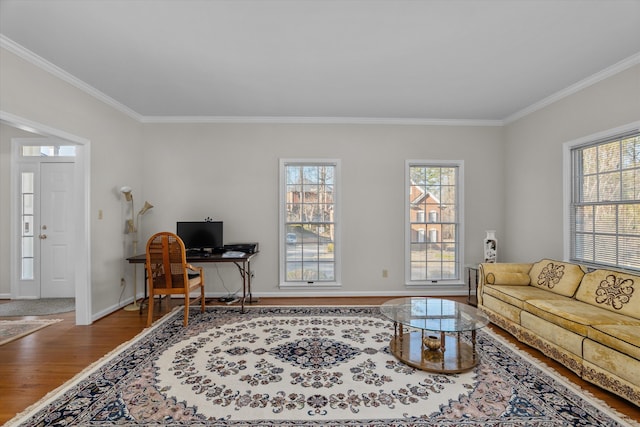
[20,172,35,280]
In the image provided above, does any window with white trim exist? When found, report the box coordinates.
[280,159,340,286]
[570,130,640,272]
[406,161,463,284]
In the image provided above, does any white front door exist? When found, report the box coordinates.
[40,162,75,297]
[16,160,75,299]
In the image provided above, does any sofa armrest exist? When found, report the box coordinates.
[478,263,533,306]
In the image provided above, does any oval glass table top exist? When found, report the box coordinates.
[380,297,489,333]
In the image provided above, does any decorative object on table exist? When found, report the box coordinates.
[483,230,497,263]
[7,306,635,427]
[0,319,63,346]
[120,186,154,311]
[422,334,441,351]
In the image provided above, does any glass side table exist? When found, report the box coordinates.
[466,264,479,307]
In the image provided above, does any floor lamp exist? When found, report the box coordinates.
[121,186,154,311]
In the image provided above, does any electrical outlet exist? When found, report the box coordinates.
[382,269,388,278]
[120,278,125,287]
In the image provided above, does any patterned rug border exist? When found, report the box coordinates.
[473,321,638,426]
[5,305,638,427]
[0,319,63,346]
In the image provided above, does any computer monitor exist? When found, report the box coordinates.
[176,221,223,252]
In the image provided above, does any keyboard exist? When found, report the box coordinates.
[222,251,246,258]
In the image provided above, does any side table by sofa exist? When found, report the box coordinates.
[466,264,479,307]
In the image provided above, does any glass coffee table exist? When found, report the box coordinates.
[380,297,489,373]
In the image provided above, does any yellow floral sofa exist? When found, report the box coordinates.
[477,259,639,406]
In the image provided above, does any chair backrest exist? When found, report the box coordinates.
[146,232,188,290]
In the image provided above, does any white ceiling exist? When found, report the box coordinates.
[1,0,640,124]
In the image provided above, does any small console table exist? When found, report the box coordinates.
[466,264,479,307]
[126,251,258,313]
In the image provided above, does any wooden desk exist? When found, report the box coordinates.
[126,251,258,313]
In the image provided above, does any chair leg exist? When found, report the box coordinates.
[146,293,154,327]
[200,284,205,313]
[184,293,190,327]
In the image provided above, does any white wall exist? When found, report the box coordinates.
[0,47,144,317]
[142,123,504,297]
[503,64,640,262]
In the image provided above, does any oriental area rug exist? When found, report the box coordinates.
[6,306,637,426]
[0,319,62,346]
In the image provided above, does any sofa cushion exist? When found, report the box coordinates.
[485,272,530,285]
[575,269,639,320]
[481,294,522,323]
[483,284,567,309]
[588,324,640,360]
[528,259,585,297]
[583,339,640,388]
[520,311,585,357]
[481,263,533,286]
[523,298,640,336]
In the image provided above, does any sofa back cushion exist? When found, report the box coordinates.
[528,259,585,297]
[485,272,530,285]
[482,263,533,286]
[575,269,639,320]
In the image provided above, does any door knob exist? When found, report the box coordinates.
[39,234,47,239]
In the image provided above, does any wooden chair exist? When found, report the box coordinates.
[145,232,205,326]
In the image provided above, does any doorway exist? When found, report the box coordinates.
[15,150,75,299]
[2,112,92,325]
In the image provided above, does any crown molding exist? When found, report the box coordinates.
[0,35,502,127]
[3,35,637,127]
[1,35,143,122]
[140,115,504,126]
[504,52,640,125]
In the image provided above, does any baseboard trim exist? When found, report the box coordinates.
[91,289,470,322]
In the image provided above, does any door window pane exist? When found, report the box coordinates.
[22,145,76,157]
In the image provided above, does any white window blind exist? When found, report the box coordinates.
[570,130,640,272]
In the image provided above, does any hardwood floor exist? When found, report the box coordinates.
[1,296,638,424]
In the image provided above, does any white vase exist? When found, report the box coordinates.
[483,230,497,263]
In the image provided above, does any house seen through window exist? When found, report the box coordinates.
[407,161,462,284]
[280,160,339,286]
